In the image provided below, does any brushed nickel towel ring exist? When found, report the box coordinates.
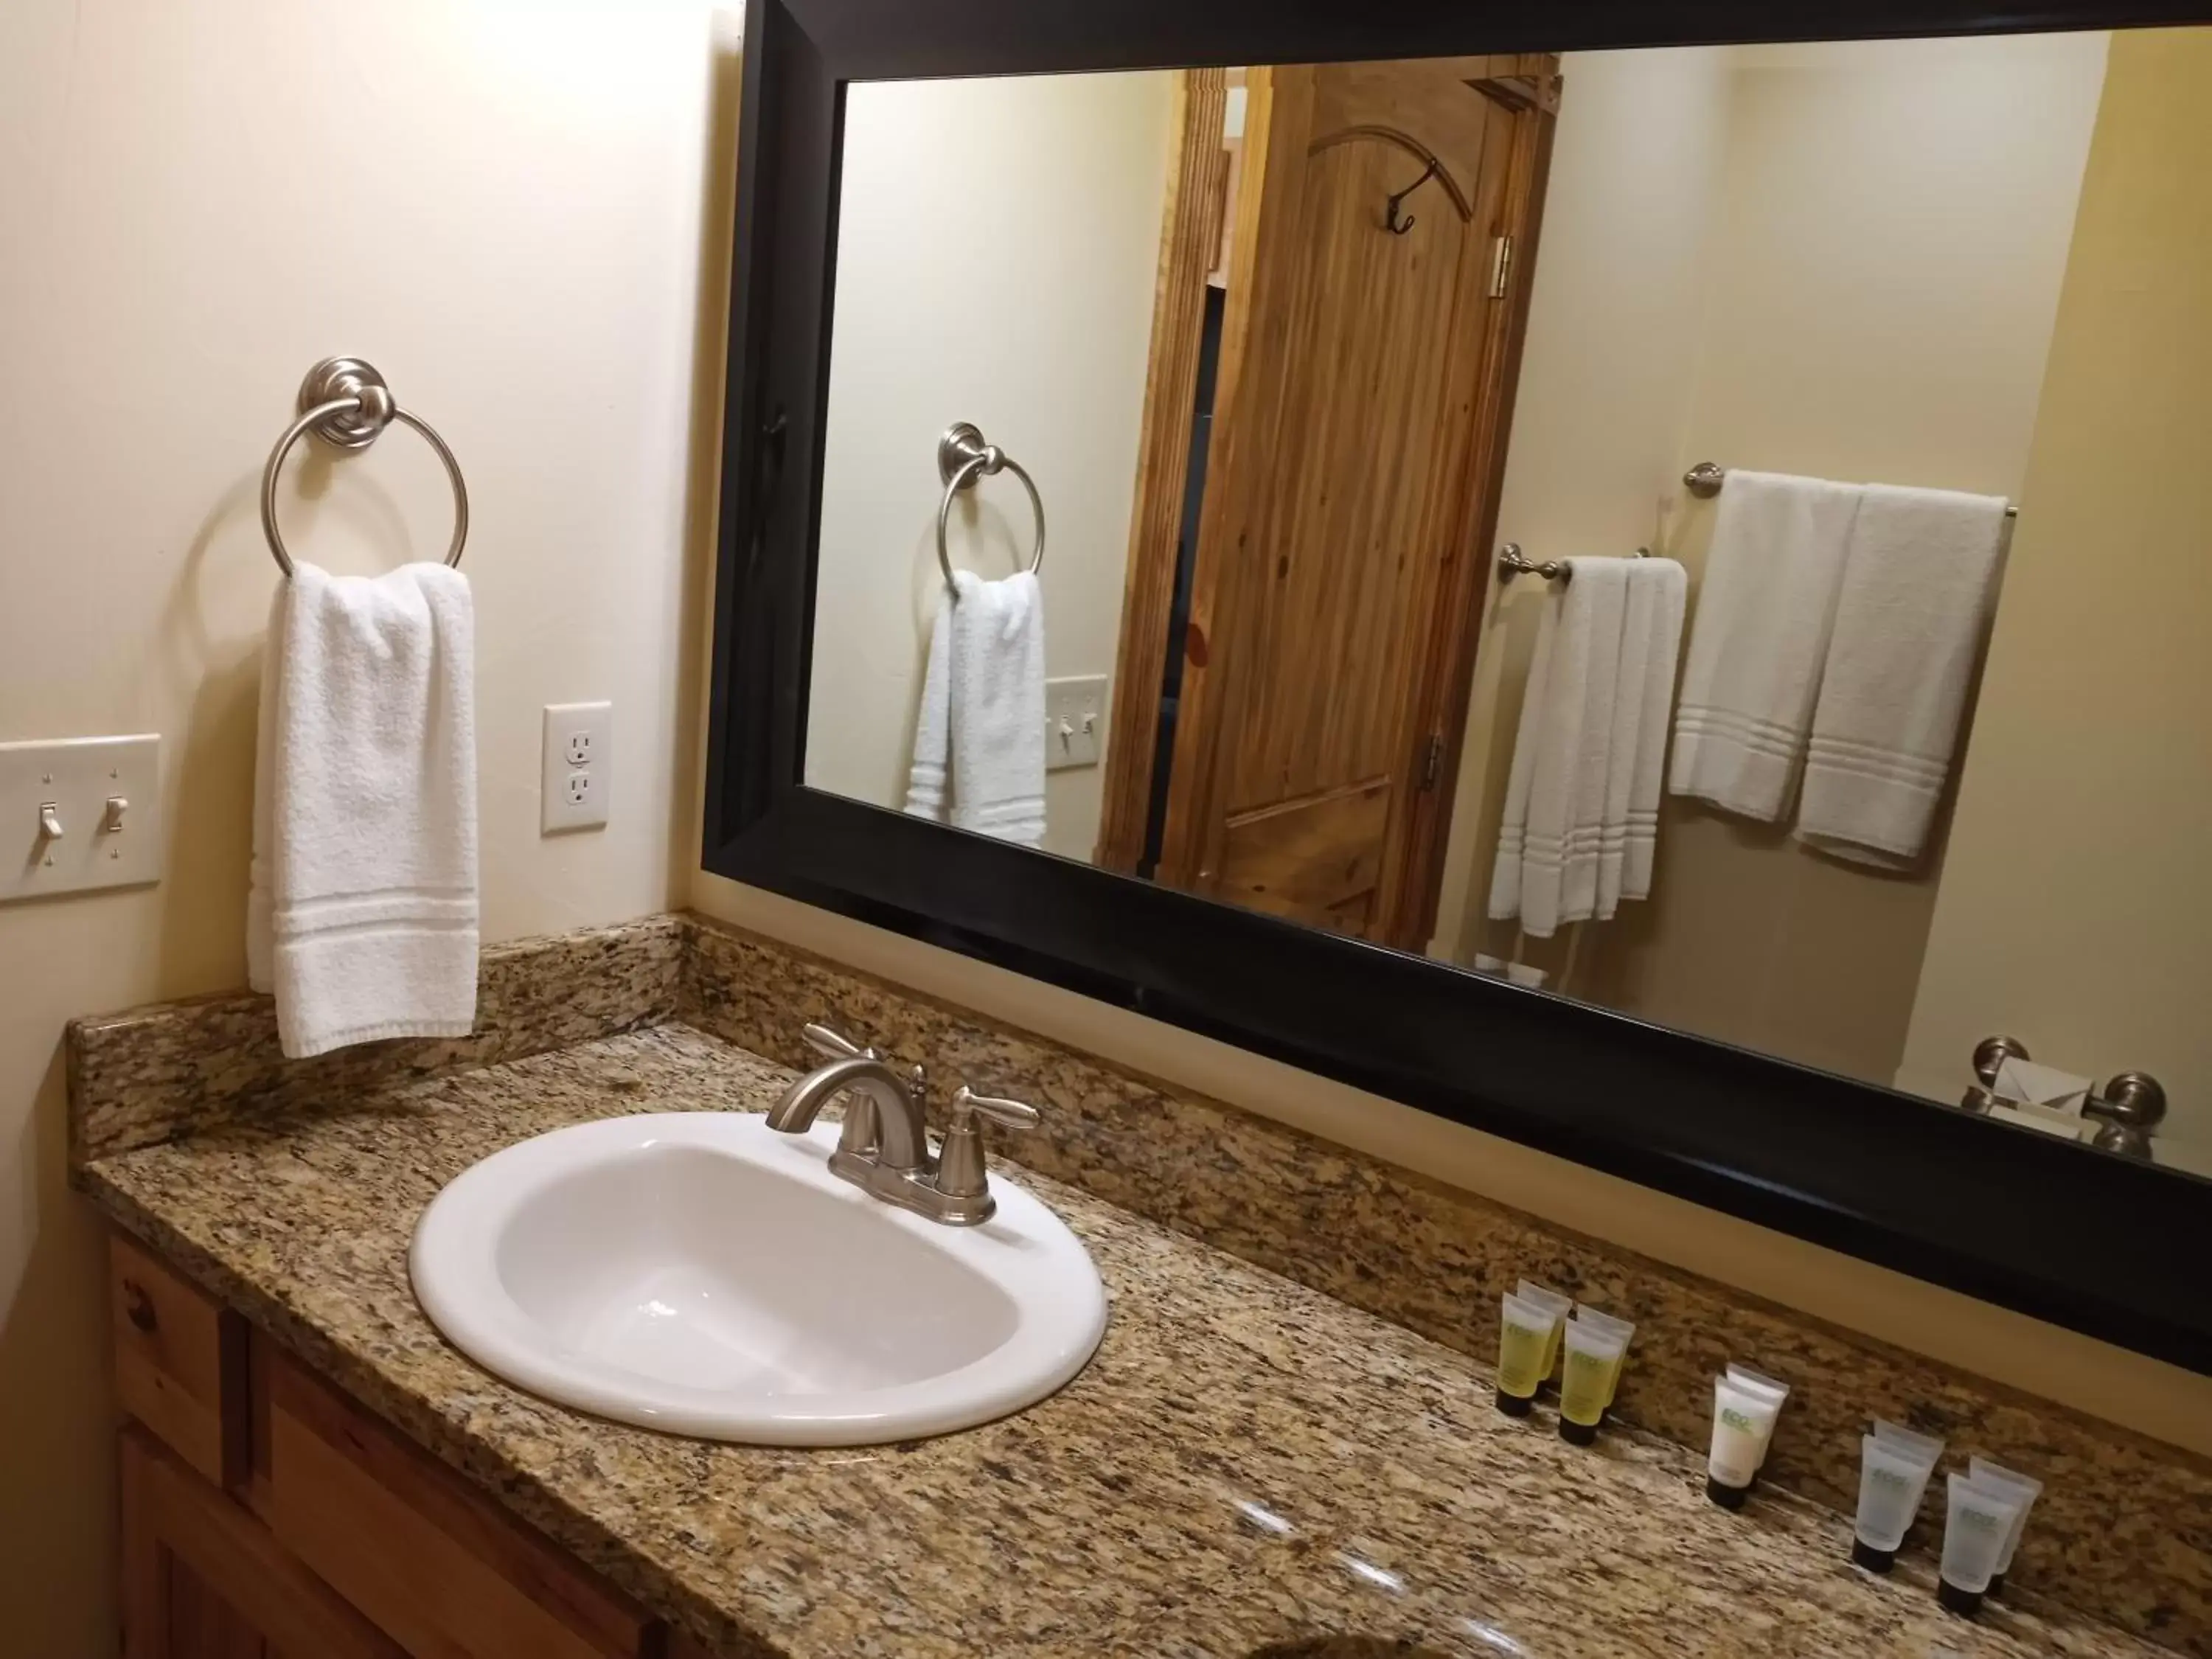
[936,421,1044,596]
[260,357,469,578]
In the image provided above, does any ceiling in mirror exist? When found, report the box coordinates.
[802,28,2211,1179]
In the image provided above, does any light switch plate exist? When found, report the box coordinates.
[1044,676,1107,771]
[0,734,163,902]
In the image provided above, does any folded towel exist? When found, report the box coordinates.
[248,562,479,1058]
[903,570,1046,845]
[1605,557,1689,909]
[1488,557,1631,937]
[1795,484,2007,866]
[1669,471,1863,819]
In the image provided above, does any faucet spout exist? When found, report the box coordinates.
[765,1055,929,1172]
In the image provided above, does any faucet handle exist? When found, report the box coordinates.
[949,1085,1040,1130]
[803,1022,873,1061]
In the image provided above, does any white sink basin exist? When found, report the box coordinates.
[408,1112,1107,1445]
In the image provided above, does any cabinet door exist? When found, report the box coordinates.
[120,1425,404,1659]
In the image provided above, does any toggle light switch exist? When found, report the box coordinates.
[102,796,128,834]
[38,803,64,841]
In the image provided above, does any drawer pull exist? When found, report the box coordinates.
[123,1279,159,1334]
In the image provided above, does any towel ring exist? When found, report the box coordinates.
[260,357,469,579]
[935,421,1044,594]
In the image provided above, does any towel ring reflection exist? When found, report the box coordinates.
[260,357,470,579]
[935,421,1045,595]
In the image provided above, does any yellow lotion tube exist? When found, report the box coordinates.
[1573,1305,1637,1419]
[1516,1281,1573,1391]
[1495,1293,1560,1417]
[1557,1318,1629,1444]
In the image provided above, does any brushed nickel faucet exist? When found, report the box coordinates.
[765,1023,1039,1225]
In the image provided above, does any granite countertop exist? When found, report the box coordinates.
[82,1023,2164,1659]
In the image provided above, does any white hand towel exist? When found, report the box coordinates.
[1795,484,2007,866]
[902,570,1046,845]
[1607,557,1689,909]
[247,562,479,1059]
[1669,471,1863,819]
[1487,557,1631,936]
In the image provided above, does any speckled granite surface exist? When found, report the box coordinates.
[679,916,2212,1655]
[81,1025,2166,1659]
[69,914,684,1166]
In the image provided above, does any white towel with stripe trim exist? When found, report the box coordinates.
[1606,557,1688,909]
[1487,557,1631,936]
[903,569,1046,846]
[1795,483,2008,866]
[247,561,479,1058]
[1668,470,1863,819]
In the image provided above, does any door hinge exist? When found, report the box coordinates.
[1420,733,1445,790]
[1487,234,1514,300]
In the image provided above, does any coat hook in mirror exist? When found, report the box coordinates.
[1383,157,1444,235]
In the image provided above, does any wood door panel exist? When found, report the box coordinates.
[1155,52,1550,948]
[1218,778,1390,921]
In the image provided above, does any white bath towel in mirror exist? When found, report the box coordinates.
[904,570,1047,846]
[1795,484,2008,866]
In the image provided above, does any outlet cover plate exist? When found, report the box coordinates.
[542,702,612,833]
[0,734,163,902]
[1044,675,1107,771]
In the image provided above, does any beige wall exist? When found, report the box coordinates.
[805,73,1174,863]
[1899,29,2212,1152]
[1431,45,1733,961]
[1441,35,2108,1091]
[0,4,737,1651]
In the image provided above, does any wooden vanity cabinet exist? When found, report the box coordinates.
[107,1231,672,1659]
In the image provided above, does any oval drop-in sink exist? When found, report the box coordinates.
[409,1112,1107,1445]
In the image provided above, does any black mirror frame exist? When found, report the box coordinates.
[705,0,2212,1374]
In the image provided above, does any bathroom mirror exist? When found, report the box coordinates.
[707,0,2212,1373]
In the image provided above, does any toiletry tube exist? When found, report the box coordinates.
[1495,1294,1560,1417]
[1556,1319,1628,1445]
[1573,1306,1637,1410]
[1967,1458,2043,1596]
[1705,1374,1780,1509]
[1938,1474,2024,1618]
[1872,1418,1946,1465]
[1516,1281,1573,1388]
[1851,1433,1938,1572]
[1723,1365,1788,1470]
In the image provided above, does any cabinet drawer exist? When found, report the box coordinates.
[252,1340,650,1659]
[111,1233,246,1487]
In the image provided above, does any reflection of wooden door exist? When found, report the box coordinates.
[1147,56,1557,946]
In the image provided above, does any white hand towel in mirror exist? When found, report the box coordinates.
[1488,557,1630,936]
[1669,471,1863,819]
[1604,557,1688,912]
[1795,484,2007,867]
[247,562,479,1059]
[903,569,1046,846]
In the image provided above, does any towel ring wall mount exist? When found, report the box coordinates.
[260,356,470,578]
[936,420,1044,594]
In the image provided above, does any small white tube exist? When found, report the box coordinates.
[1706,1374,1779,1509]
[1872,1418,1946,1465]
[1722,1365,1788,1469]
[1938,1474,2023,1618]
[1516,1281,1573,1388]
[1966,1458,2043,1595]
[1851,1433,1937,1572]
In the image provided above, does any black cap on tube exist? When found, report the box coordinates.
[1495,1388,1534,1417]
[1851,1537,1896,1573]
[1558,1417,1598,1446]
[1987,1571,2008,1598]
[1705,1475,1747,1510]
[1937,1579,1984,1618]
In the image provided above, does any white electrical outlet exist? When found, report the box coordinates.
[0,734,164,903]
[1043,675,1107,771]
[542,702,612,833]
